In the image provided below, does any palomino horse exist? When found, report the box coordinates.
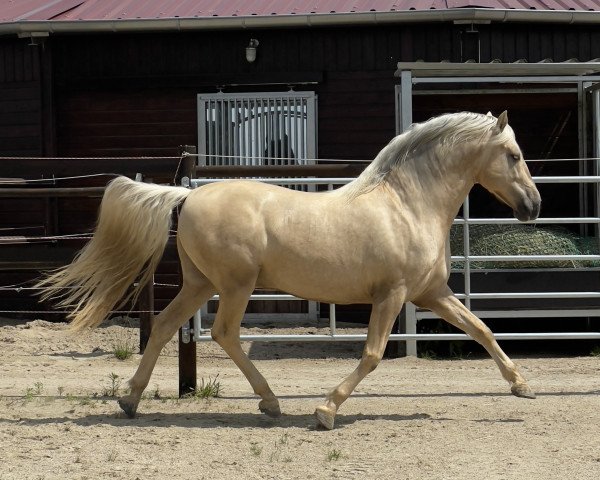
[39,111,541,430]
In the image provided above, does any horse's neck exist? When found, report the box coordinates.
[386,150,475,227]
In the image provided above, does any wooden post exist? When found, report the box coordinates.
[178,320,197,397]
[177,145,198,396]
[384,306,407,358]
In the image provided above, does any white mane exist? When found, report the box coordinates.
[344,111,512,199]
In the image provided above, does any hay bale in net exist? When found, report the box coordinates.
[449,224,597,269]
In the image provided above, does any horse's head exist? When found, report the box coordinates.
[476,111,541,222]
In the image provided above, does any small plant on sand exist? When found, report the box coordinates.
[103,373,122,397]
[268,433,293,463]
[420,350,438,360]
[590,346,600,357]
[24,387,35,400]
[24,382,44,400]
[250,442,263,456]
[107,451,118,462]
[112,338,135,360]
[78,396,92,406]
[326,449,343,461]
[152,384,161,399]
[192,375,221,399]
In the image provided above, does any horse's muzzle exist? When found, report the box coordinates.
[514,189,541,222]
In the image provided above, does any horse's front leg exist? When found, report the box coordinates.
[315,291,405,430]
[418,288,535,399]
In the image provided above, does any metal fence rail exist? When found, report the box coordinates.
[184,169,600,351]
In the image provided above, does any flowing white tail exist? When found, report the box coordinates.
[37,176,191,330]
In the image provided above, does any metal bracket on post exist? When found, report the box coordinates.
[181,321,192,344]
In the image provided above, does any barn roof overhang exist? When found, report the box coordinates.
[3,8,600,37]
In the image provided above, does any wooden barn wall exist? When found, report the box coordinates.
[0,39,43,157]
[2,21,600,315]
[50,22,600,160]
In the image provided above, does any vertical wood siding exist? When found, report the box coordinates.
[0,40,42,156]
[2,21,600,313]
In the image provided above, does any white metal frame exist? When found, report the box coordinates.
[182,174,600,347]
[394,67,600,354]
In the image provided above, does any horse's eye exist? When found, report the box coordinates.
[510,154,520,162]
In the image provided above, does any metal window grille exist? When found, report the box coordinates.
[197,92,317,167]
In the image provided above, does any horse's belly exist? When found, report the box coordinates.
[257,263,373,304]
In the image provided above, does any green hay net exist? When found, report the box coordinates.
[449,224,600,269]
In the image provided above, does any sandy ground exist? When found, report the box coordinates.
[0,317,599,480]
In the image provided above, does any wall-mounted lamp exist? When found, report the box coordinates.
[17,31,49,46]
[246,38,259,63]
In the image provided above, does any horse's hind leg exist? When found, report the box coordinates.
[211,288,281,417]
[419,289,535,399]
[118,259,216,418]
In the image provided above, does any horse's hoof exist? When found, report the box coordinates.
[511,383,536,399]
[258,398,281,418]
[315,405,336,430]
[118,397,138,418]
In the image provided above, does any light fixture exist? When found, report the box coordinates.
[246,38,259,63]
[17,31,49,46]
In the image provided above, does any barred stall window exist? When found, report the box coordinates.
[197,92,317,167]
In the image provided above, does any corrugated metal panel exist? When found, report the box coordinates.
[2,0,600,22]
[0,0,83,21]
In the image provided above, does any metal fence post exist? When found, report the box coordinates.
[405,302,418,356]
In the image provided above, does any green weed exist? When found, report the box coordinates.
[326,449,343,461]
[112,339,135,360]
[185,375,221,399]
[103,373,122,397]
[250,442,262,456]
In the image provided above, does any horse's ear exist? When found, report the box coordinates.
[496,110,508,132]
[486,111,493,117]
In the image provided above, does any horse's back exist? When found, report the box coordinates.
[177,181,334,287]
[176,180,415,302]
